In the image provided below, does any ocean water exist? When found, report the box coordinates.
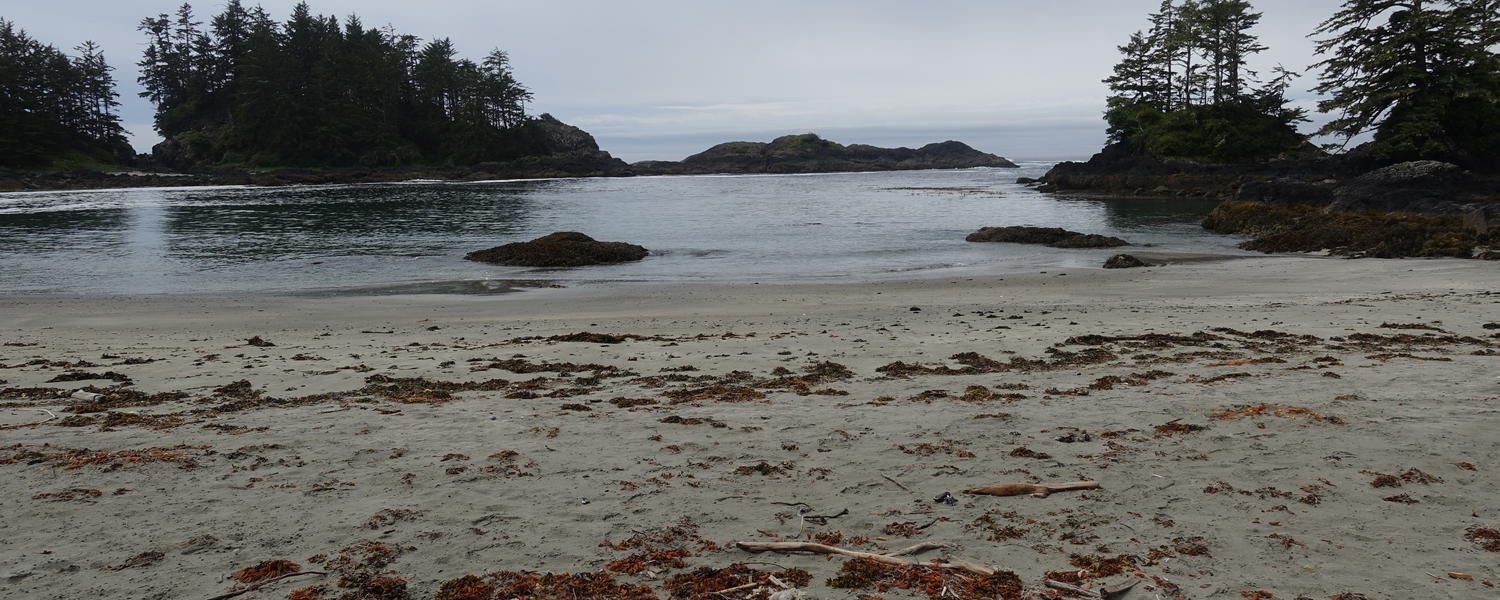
[0,162,1249,296]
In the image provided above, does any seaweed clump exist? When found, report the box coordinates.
[1203,201,1488,258]
[231,559,301,584]
[826,558,1023,599]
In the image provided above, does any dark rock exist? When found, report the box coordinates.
[966,226,1129,248]
[1016,177,1038,184]
[1463,207,1493,235]
[630,133,1017,175]
[1330,161,1473,214]
[465,232,649,267]
[1103,254,1148,269]
[1202,201,1482,258]
[1234,179,1335,206]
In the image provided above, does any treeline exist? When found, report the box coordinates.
[1105,0,1500,169]
[0,19,129,169]
[137,1,538,167]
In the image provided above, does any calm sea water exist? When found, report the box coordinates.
[0,162,1247,296]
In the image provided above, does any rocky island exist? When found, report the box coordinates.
[630,133,1015,175]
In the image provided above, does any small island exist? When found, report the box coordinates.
[630,133,1015,175]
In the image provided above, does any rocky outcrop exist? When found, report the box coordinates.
[631,134,1016,175]
[966,226,1129,248]
[1203,201,1491,258]
[464,232,649,267]
[1103,254,1148,268]
[1039,141,1351,199]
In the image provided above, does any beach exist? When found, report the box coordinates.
[2,255,1498,599]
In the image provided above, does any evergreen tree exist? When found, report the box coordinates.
[1311,0,1500,166]
[0,19,129,168]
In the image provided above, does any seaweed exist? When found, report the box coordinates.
[662,564,811,599]
[1466,527,1500,552]
[826,558,1023,600]
[231,559,302,584]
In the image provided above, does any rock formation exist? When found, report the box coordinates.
[631,134,1016,175]
[965,226,1129,248]
[465,232,649,267]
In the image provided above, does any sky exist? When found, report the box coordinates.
[7,0,1349,162]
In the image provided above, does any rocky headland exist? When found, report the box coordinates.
[630,133,1016,175]
[0,115,631,192]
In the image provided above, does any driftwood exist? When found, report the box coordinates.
[733,541,994,577]
[0,408,57,430]
[963,481,1099,498]
[204,571,327,600]
[1043,577,1139,599]
[881,474,913,492]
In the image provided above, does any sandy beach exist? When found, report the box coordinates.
[2,255,1498,600]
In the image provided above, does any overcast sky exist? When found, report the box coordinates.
[8,0,1347,162]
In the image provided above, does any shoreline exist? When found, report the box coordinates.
[0,164,1032,195]
[3,256,1498,599]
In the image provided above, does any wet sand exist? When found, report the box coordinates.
[1,255,1498,599]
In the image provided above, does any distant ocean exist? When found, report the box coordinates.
[0,163,1250,296]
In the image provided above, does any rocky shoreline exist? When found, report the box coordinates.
[1032,143,1498,259]
[1,132,1015,193]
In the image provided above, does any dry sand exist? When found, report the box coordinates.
[1,256,1498,599]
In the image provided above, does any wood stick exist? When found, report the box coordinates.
[963,481,1099,498]
[711,581,762,595]
[1044,579,1101,598]
[881,474,913,492]
[884,542,950,557]
[0,408,57,430]
[733,541,994,577]
[204,571,327,600]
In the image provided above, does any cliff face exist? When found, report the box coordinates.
[631,134,1017,175]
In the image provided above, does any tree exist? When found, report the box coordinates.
[1102,0,1309,161]
[1310,0,1500,165]
[134,1,542,168]
[0,18,128,168]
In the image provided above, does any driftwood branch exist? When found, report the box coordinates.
[881,474,913,492]
[884,541,950,557]
[204,571,327,600]
[1043,577,1140,599]
[963,481,1099,498]
[733,541,993,577]
[0,408,57,430]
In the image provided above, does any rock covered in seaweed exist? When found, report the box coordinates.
[465,232,649,267]
[1103,254,1148,269]
[965,226,1129,248]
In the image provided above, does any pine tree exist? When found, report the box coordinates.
[1,18,128,168]
[1310,0,1500,165]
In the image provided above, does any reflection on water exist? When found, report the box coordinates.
[0,164,1245,295]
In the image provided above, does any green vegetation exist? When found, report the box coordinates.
[0,20,130,170]
[135,1,538,168]
[1103,0,1309,162]
[1312,0,1500,170]
[1105,0,1500,170]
